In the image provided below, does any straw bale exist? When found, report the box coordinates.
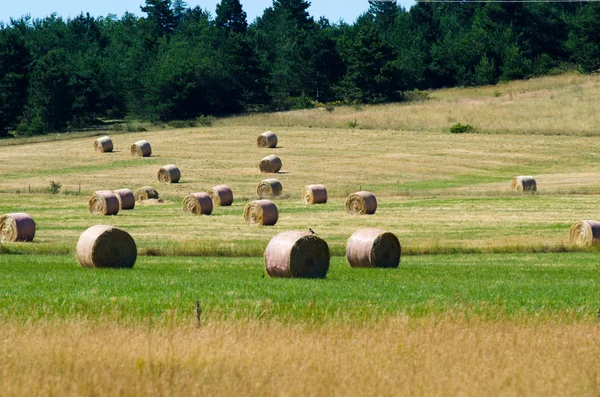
[94,136,113,153]
[88,190,119,216]
[511,176,537,192]
[346,228,401,268]
[257,179,282,199]
[257,131,278,148]
[569,220,600,246]
[345,191,377,215]
[131,140,152,157]
[158,164,181,183]
[259,155,282,173]
[208,185,233,206]
[264,231,330,278]
[0,213,35,242]
[243,200,278,226]
[302,184,327,204]
[113,188,135,210]
[134,186,159,202]
[183,192,213,215]
[76,225,137,268]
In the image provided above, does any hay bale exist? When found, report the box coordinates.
[94,136,113,153]
[134,186,159,202]
[131,140,152,157]
[158,164,181,183]
[0,213,35,242]
[243,200,278,226]
[257,131,278,148]
[183,192,213,215]
[208,184,233,206]
[346,228,401,268]
[511,176,537,192]
[257,179,282,199]
[76,225,137,268]
[264,231,330,278]
[259,155,282,173]
[88,190,120,216]
[345,191,377,215]
[302,184,327,204]
[113,188,135,210]
[569,220,600,246]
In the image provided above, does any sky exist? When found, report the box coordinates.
[0,0,416,25]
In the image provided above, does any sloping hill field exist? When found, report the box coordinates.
[2,73,600,396]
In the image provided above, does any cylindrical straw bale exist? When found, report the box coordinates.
[131,140,152,157]
[76,225,137,268]
[346,228,401,268]
[511,176,537,192]
[94,136,113,153]
[183,192,213,215]
[113,189,135,210]
[257,131,278,148]
[345,191,377,215]
[259,155,282,173]
[208,185,233,206]
[134,186,159,201]
[158,164,181,183]
[0,213,35,242]
[88,191,120,216]
[257,179,282,199]
[264,231,330,278]
[569,220,600,246]
[243,200,278,226]
[302,184,328,204]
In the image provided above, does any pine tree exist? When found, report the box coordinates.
[273,0,313,29]
[141,0,176,35]
[215,0,248,34]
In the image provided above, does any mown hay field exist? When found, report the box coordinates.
[2,73,600,395]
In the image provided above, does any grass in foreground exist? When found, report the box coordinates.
[1,253,599,323]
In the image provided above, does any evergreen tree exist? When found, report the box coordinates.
[141,0,176,35]
[216,0,248,34]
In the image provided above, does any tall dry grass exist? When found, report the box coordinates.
[1,317,599,396]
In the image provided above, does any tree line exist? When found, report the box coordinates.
[1,0,599,136]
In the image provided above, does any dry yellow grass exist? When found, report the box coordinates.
[1,318,599,396]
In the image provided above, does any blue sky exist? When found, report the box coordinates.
[0,0,415,25]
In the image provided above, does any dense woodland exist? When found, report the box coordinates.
[0,0,599,136]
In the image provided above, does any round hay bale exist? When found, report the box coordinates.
[264,231,330,278]
[113,189,135,210]
[158,164,181,183]
[183,192,213,215]
[302,184,327,204]
[259,155,282,173]
[243,200,278,226]
[257,131,278,148]
[76,225,137,268]
[0,213,35,242]
[208,184,233,206]
[134,186,159,202]
[94,136,113,153]
[131,140,152,157]
[257,179,282,199]
[346,228,401,268]
[569,220,600,246]
[345,191,377,215]
[511,176,537,192]
[88,191,120,216]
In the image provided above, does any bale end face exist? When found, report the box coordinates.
[76,225,137,268]
[265,231,330,278]
[0,213,36,242]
